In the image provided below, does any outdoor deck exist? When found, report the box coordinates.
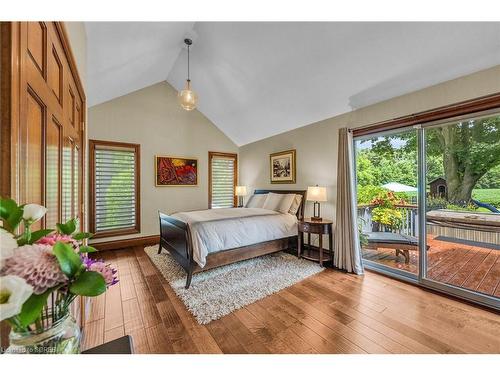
[362,235,500,297]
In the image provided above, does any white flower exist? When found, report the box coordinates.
[0,275,33,320]
[22,204,47,223]
[1,228,17,266]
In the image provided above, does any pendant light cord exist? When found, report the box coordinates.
[187,44,190,81]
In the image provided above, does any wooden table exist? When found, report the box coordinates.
[298,218,334,266]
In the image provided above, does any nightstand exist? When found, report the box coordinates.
[298,218,334,267]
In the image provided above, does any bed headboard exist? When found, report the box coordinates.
[254,189,307,220]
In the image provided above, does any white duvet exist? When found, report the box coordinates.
[171,208,298,268]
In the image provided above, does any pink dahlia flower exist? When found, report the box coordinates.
[83,257,118,287]
[0,244,68,295]
[37,233,79,252]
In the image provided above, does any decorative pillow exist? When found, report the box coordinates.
[245,194,267,208]
[277,193,297,214]
[262,192,284,211]
[288,194,303,215]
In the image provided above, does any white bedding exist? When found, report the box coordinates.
[171,208,298,268]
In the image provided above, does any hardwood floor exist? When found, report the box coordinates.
[81,246,500,354]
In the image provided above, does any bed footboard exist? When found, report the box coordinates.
[158,212,194,287]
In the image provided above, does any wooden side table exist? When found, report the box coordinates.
[298,218,334,267]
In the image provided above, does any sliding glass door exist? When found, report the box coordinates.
[421,112,500,305]
[355,127,419,280]
[354,110,500,309]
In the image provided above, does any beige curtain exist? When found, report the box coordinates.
[333,128,364,274]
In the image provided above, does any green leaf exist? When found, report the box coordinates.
[16,228,54,246]
[17,290,51,327]
[78,245,98,254]
[69,271,106,296]
[53,241,82,277]
[0,198,24,232]
[29,229,54,244]
[73,232,93,241]
[56,218,77,235]
[16,228,31,246]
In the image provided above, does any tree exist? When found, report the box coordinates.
[356,151,379,186]
[361,115,500,203]
[427,116,500,202]
[476,164,500,189]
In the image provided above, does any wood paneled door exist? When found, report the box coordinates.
[1,22,86,230]
[0,22,86,347]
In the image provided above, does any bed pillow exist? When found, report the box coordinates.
[262,192,284,211]
[277,193,297,214]
[245,194,267,208]
[288,194,303,215]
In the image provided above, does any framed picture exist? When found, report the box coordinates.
[270,149,296,184]
[155,156,198,186]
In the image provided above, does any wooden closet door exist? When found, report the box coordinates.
[4,22,86,231]
[45,116,63,228]
[0,21,87,348]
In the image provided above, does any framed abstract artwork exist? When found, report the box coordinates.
[270,149,296,184]
[155,156,198,186]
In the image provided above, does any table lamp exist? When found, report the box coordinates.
[235,186,247,207]
[306,185,327,221]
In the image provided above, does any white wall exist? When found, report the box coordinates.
[240,65,500,224]
[88,82,238,243]
[64,22,87,88]
[64,22,89,234]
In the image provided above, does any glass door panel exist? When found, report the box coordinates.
[355,128,419,278]
[424,112,500,301]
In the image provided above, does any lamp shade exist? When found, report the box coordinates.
[306,186,327,202]
[178,80,198,111]
[235,186,247,196]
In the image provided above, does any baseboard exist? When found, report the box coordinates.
[91,235,160,251]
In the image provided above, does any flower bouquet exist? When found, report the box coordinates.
[0,198,118,354]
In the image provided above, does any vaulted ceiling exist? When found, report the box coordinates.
[86,22,500,145]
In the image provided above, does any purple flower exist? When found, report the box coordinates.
[82,257,118,287]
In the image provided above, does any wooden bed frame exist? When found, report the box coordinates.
[158,189,306,288]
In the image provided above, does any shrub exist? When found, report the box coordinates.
[371,206,404,229]
[426,195,448,211]
[446,203,481,212]
[370,191,407,229]
[370,190,408,208]
[357,185,387,204]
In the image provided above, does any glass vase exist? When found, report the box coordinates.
[6,313,81,354]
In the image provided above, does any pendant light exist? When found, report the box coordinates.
[178,38,198,111]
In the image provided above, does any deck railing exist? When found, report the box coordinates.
[358,204,499,244]
[357,204,419,236]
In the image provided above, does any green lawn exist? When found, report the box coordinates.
[472,189,500,209]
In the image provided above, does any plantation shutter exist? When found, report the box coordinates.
[91,141,140,235]
[210,153,237,209]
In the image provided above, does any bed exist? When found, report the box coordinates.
[158,189,306,288]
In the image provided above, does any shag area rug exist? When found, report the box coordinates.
[144,246,324,324]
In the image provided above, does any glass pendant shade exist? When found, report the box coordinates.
[178,79,198,111]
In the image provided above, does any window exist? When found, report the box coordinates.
[209,152,237,208]
[89,140,140,237]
